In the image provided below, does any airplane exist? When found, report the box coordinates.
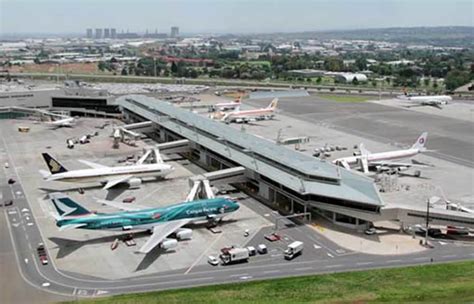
[44,112,76,128]
[397,94,452,109]
[213,98,278,123]
[48,192,240,253]
[39,149,174,190]
[333,132,431,174]
[210,96,242,112]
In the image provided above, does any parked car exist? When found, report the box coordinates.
[208,255,219,266]
[264,233,281,242]
[7,178,16,185]
[246,246,257,256]
[123,197,136,203]
[257,244,268,254]
[4,200,13,206]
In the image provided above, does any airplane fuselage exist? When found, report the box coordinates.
[335,148,420,166]
[57,197,239,231]
[46,163,173,183]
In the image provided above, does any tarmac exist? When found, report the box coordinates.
[1,92,473,303]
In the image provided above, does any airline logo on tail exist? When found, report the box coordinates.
[49,159,62,173]
[267,98,278,109]
[50,194,92,217]
[411,132,428,151]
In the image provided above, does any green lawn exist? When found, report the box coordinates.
[62,261,474,304]
[318,94,374,102]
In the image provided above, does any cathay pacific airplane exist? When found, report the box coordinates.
[49,193,240,254]
[40,150,173,190]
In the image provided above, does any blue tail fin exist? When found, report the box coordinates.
[49,193,91,217]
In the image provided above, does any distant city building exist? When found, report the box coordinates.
[170,26,179,38]
[86,28,93,39]
[144,29,168,39]
[110,28,117,39]
[95,28,103,39]
[104,28,110,39]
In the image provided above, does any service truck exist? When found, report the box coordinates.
[220,248,249,265]
[284,241,303,260]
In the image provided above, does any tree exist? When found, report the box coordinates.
[121,68,128,75]
[98,61,107,71]
[352,77,359,85]
[423,78,430,87]
[171,62,178,74]
[316,76,322,84]
[371,80,377,87]
[445,69,471,91]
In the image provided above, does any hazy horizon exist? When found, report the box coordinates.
[1,0,473,35]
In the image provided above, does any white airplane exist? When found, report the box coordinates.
[333,132,431,174]
[213,98,278,123]
[397,94,452,109]
[40,149,174,190]
[210,96,242,112]
[43,112,76,128]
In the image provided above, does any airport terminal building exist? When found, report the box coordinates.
[117,95,386,229]
[117,95,474,230]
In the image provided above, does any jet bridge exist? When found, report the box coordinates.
[186,166,247,201]
[112,121,154,148]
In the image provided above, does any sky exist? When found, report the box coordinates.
[0,0,472,34]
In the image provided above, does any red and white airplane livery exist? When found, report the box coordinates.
[214,98,278,123]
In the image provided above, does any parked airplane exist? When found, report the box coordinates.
[333,132,430,174]
[210,96,242,112]
[214,98,278,123]
[44,113,76,128]
[397,94,452,109]
[48,192,239,253]
[39,149,173,190]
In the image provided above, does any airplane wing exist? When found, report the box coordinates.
[138,219,191,254]
[370,161,430,168]
[103,175,133,190]
[78,160,109,169]
[59,223,87,231]
[95,199,148,211]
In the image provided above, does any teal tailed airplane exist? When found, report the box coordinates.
[49,193,239,253]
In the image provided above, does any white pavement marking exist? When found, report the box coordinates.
[313,244,321,249]
[294,267,312,271]
[325,264,342,268]
[356,262,373,266]
[230,273,248,278]
[386,260,402,263]
[327,253,334,258]
[263,270,280,274]
[184,233,223,275]
[413,257,425,261]
[442,255,457,258]
[239,276,252,280]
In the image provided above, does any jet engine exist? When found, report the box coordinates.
[175,228,193,240]
[128,178,142,188]
[159,238,178,250]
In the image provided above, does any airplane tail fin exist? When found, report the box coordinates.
[49,192,92,217]
[267,98,278,110]
[359,143,371,155]
[42,153,68,174]
[411,132,428,151]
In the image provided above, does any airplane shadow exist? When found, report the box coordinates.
[49,231,151,259]
[135,247,176,272]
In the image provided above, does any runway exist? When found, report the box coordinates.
[246,96,474,168]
